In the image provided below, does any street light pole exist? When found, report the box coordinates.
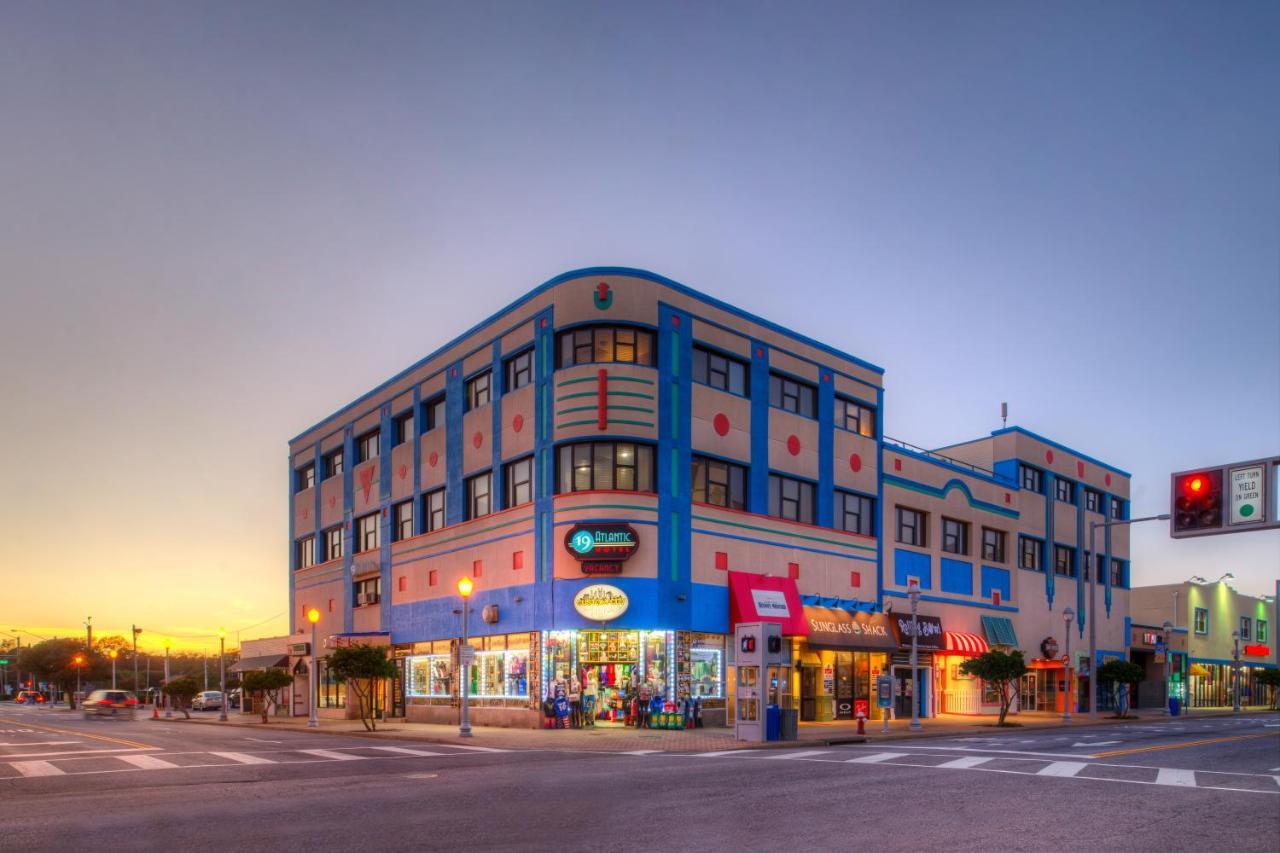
[1088,513,1171,719]
[307,608,320,728]
[458,577,474,737]
[1062,607,1074,721]
[132,625,141,695]
[1231,631,1241,712]
[73,654,83,708]
[908,580,922,732]
[1162,620,1173,715]
[218,629,228,722]
[163,640,172,719]
[109,649,118,690]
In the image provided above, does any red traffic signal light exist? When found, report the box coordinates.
[1173,470,1222,533]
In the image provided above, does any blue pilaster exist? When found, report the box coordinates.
[816,369,835,528]
[1044,470,1055,609]
[341,427,355,633]
[379,404,393,629]
[1104,493,1114,615]
[875,385,885,608]
[748,342,770,515]
[1076,482,1085,639]
[491,340,504,510]
[412,387,422,535]
[288,455,297,633]
[445,362,465,525]
[532,309,555,587]
[657,304,692,629]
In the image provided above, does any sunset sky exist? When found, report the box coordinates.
[2,2,1276,652]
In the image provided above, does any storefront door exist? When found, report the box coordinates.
[800,667,818,722]
[893,666,927,718]
[389,658,405,718]
[835,653,854,719]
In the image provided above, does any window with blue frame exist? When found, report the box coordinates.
[504,348,534,393]
[1194,607,1209,635]
[836,396,876,438]
[1258,620,1268,643]
[1109,558,1125,587]
[1020,464,1044,494]
[1019,535,1044,571]
[836,491,875,536]
[296,463,315,492]
[557,325,655,367]
[1054,478,1076,504]
[1110,497,1126,520]
[1084,488,1103,513]
[1052,544,1075,577]
[692,345,748,397]
[768,372,817,418]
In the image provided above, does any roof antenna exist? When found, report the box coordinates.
[1001,401,1008,428]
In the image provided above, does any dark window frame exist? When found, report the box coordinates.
[1020,464,1044,494]
[556,324,656,368]
[1019,536,1044,571]
[1109,557,1125,587]
[896,507,927,548]
[423,488,446,532]
[422,394,446,432]
[691,455,748,510]
[837,396,877,438]
[691,345,749,397]
[355,513,380,553]
[393,411,415,447]
[356,430,380,464]
[836,490,875,537]
[465,370,492,411]
[324,526,343,562]
[1084,488,1102,513]
[769,474,816,524]
[504,348,534,393]
[323,449,344,480]
[1053,544,1075,577]
[1193,607,1208,635]
[505,456,534,507]
[981,527,1006,563]
[393,500,414,542]
[465,471,492,520]
[353,576,381,607]
[941,517,969,556]
[556,441,656,494]
[296,464,316,492]
[1054,478,1076,504]
[295,535,316,569]
[768,372,818,418]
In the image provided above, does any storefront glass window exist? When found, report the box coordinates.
[644,633,669,696]
[545,631,575,690]
[691,648,723,698]
[473,649,529,698]
[406,654,453,697]
[318,658,346,709]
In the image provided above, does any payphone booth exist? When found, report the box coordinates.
[735,622,788,742]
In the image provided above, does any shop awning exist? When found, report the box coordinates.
[803,607,898,650]
[981,616,1018,647]
[1189,663,1211,678]
[728,571,808,635]
[229,654,288,673]
[889,614,944,651]
[942,632,989,656]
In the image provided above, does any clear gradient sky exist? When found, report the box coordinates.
[2,2,1276,651]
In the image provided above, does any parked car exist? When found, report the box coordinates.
[191,690,223,711]
[82,689,139,720]
[16,690,45,705]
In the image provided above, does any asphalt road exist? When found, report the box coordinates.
[1,705,1276,852]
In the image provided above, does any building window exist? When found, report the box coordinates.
[423,488,445,532]
[557,441,655,493]
[296,464,315,492]
[323,449,343,479]
[1109,558,1124,587]
[1110,497,1125,520]
[941,518,969,555]
[836,491,875,536]
[896,507,927,548]
[356,430,380,463]
[1054,478,1076,504]
[466,471,492,520]
[981,528,1006,563]
[691,455,747,510]
[1020,464,1044,494]
[1257,620,1268,643]
[769,474,816,524]
[1019,536,1044,571]
[505,348,534,392]
[353,576,381,607]
[393,500,413,542]
[393,411,414,447]
[295,536,316,569]
[465,370,492,411]
[837,397,877,438]
[422,394,446,432]
[1194,607,1209,635]
[556,325,655,367]
[356,513,380,553]
[318,659,346,709]
[1053,545,1075,577]
[1240,617,1251,642]
[692,345,748,397]
[1084,488,1102,513]
[768,373,817,418]
[505,456,533,507]
[324,526,343,562]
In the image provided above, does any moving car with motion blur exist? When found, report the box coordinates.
[82,689,139,720]
[191,690,224,711]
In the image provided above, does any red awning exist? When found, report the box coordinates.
[942,631,989,656]
[728,571,808,636]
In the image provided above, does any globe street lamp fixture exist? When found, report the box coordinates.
[1062,607,1075,721]
[458,577,475,738]
[72,654,84,708]
[218,628,228,722]
[307,608,321,728]
[1161,620,1174,715]
[907,580,922,732]
[109,649,118,690]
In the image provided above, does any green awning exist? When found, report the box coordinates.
[981,616,1018,647]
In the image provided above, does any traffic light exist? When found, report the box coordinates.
[1173,469,1223,534]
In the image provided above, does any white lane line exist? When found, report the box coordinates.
[762,750,832,760]
[1156,768,1197,787]
[872,746,1092,759]
[245,738,283,744]
[440,744,509,753]
[937,756,994,769]
[692,749,762,757]
[300,749,363,761]
[117,755,180,770]
[621,750,661,755]
[11,761,65,777]
[369,746,444,757]
[1073,741,1120,747]
[1038,761,1088,778]
[210,752,277,765]
[0,748,150,759]
[846,752,910,764]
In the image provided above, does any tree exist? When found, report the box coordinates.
[241,669,294,723]
[1096,660,1144,718]
[1254,668,1280,710]
[17,638,85,699]
[162,676,199,719]
[327,644,396,732]
[959,650,1029,725]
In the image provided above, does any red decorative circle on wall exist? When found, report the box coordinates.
[513,414,524,433]
[1077,461,1085,477]
[672,315,680,327]
[472,431,484,449]
[849,453,862,473]
[451,368,458,378]
[428,451,439,468]
[1005,493,1012,504]
[823,373,831,382]
[398,464,408,480]
[328,496,336,508]
[713,413,730,436]
[786,435,801,456]
[756,347,763,358]
[1105,473,1112,487]
[540,317,548,328]
[1045,450,1055,464]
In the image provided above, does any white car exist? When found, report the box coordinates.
[191,690,223,711]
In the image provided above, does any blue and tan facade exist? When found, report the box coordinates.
[285,267,1134,725]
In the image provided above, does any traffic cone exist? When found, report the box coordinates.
[152,703,159,720]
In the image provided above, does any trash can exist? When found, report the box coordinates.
[780,708,799,741]
[765,704,781,741]
[1168,697,1180,717]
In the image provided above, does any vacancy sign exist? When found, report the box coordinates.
[1229,464,1265,526]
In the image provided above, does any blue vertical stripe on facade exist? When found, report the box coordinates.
[341,427,355,633]
[875,386,885,606]
[748,341,770,515]
[1044,469,1055,609]
[1103,493,1114,615]
[1076,483,1085,638]
[657,304,693,628]
[411,387,422,534]
[490,340,504,511]
[444,361,465,526]
[379,405,394,629]
[816,369,835,528]
[532,307,555,592]
[288,456,297,633]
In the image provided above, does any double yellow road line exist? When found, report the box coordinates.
[1093,731,1277,758]
[0,715,154,750]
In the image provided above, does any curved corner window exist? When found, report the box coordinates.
[556,325,655,368]
[556,441,655,493]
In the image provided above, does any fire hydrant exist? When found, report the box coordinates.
[856,711,866,735]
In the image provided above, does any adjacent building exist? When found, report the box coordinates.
[285,267,1136,726]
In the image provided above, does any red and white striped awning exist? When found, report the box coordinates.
[943,631,989,655]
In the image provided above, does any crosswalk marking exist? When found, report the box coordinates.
[846,752,909,764]
[692,749,760,757]
[443,744,509,753]
[370,746,444,757]
[300,749,362,761]
[763,750,832,760]
[1156,768,1196,787]
[1038,761,1088,778]
[11,760,65,777]
[118,755,180,770]
[211,751,277,765]
[937,756,993,769]
[620,750,661,755]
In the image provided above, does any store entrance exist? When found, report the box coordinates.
[834,653,855,719]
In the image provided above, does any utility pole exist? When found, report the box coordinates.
[85,616,93,653]
[132,625,142,694]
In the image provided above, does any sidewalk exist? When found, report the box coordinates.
[158,705,1276,753]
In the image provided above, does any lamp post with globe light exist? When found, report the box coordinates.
[109,649,118,690]
[307,608,320,728]
[1062,607,1074,721]
[458,577,474,737]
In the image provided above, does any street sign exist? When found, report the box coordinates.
[457,645,475,664]
[1171,456,1280,538]
[1228,464,1265,526]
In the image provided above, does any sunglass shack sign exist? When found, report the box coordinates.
[564,524,639,575]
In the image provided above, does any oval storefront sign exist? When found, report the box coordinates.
[573,584,629,622]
